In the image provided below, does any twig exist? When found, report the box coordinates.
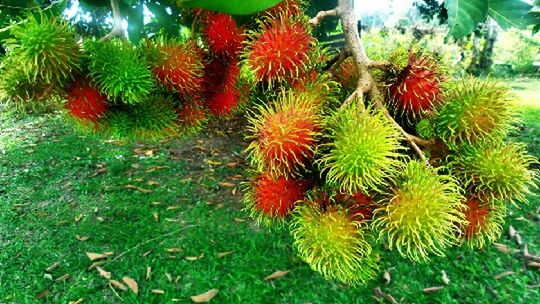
[308,9,338,27]
[102,0,125,41]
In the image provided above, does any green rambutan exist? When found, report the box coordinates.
[291,203,378,286]
[416,118,435,139]
[244,16,314,85]
[449,143,538,203]
[101,95,178,139]
[372,160,466,262]
[149,40,204,97]
[8,12,80,84]
[85,39,155,104]
[387,53,443,119]
[246,90,322,177]
[434,78,516,147]
[318,102,404,194]
[461,197,506,249]
[243,172,310,225]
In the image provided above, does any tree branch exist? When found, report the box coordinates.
[102,0,125,41]
[314,0,429,164]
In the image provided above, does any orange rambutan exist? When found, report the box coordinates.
[462,197,506,249]
[337,192,376,222]
[65,78,108,122]
[152,40,204,98]
[176,98,207,135]
[246,90,321,177]
[244,172,310,224]
[263,0,303,19]
[245,17,314,85]
[202,13,244,61]
[388,53,443,119]
[334,57,359,92]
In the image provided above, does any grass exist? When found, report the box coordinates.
[1,81,539,303]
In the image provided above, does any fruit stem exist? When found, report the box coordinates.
[102,0,126,41]
[311,0,430,164]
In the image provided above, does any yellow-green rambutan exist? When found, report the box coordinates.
[100,95,178,140]
[318,102,404,194]
[449,143,538,203]
[291,203,378,286]
[434,78,516,147]
[372,160,466,262]
[461,197,506,249]
[85,39,155,104]
[8,12,80,84]
[246,90,322,177]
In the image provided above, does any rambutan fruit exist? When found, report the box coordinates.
[372,160,466,262]
[149,40,204,98]
[416,118,435,139]
[244,172,310,225]
[334,57,359,92]
[85,39,155,104]
[201,13,244,60]
[449,143,538,203]
[65,79,109,122]
[338,192,376,222]
[101,95,178,139]
[262,0,304,19]
[387,53,443,119]
[291,203,378,286]
[290,71,339,109]
[205,87,241,116]
[203,58,240,93]
[318,102,404,195]
[434,78,516,147]
[461,197,506,249]
[8,12,80,84]
[176,98,207,135]
[246,90,322,177]
[245,16,314,85]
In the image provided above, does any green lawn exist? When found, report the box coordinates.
[1,80,539,303]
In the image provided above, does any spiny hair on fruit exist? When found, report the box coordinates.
[65,78,109,123]
[291,202,378,286]
[246,89,323,178]
[372,160,466,262]
[85,39,155,104]
[318,102,404,195]
[461,197,506,249]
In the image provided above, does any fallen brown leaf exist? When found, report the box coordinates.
[509,225,516,238]
[68,298,84,304]
[191,288,218,303]
[76,235,90,242]
[234,218,245,223]
[423,286,444,293]
[87,261,106,271]
[86,252,108,261]
[494,271,514,280]
[35,290,50,300]
[122,277,138,294]
[153,212,159,222]
[528,262,540,268]
[151,289,165,294]
[441,270,450,285]
[90,167,107,178]
[383,271,391,284]
[110,280,128,291]
[55,274,70,282]
[45,262,61,272]
[218,251,234,258]
[167,248,181,253]
[218,182,235,188]
[493,243,512,254]
[96,267,111,279]
[146,267,152,280]
[143,250,152,257]
[264,270,290,281]
[515,233,522,246]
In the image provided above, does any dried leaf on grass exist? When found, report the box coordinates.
[191,288,218,303]
[264,270,290,281]
[110,280,128,291]
[494,271,514,280]
[45,262,60,272]
[86,252,109,261]
[96,266,111,279]
[423,286,444,293]
[122,277,138,294]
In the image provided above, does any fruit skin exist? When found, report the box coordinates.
[8,12,80,84]
[291,203,378,286]
[372,160,466,262]
[65,78,109,123]
[334,57,359,92]
[416,118,435,139]
[201,13,244,61]
[243,172,310,225]
[202,58,242,116]
[101,95,178,140]
[462,197,506,249]
[449,143,538,203]
[245,16,314,85]
[387,53,443,119]
[85,39,155,104]
[262,0,304,19]
[148,39,204,98]
[434,78,516,147]
[176,98,207,136]
[318,102,404,195]
[246,90,322,178]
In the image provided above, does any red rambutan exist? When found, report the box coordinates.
[203,57,240,91]
[263,0,303,19]
[246,91,321,177]
[334,57,359,91]
[245,17,313,85]
[249,173,310,220]
[205,87,241,116]
[176,98,207,134]
[462,197,506,248]
[202,13,244,60]
[388,54,443,119]
[463,198,491,239]
[340,192,376,222]
[65,79,108,122]
[152,41,204,98]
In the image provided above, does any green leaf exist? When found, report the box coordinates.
[444,0,488,39]
[488,0,535,29]
[177,0,283,15]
